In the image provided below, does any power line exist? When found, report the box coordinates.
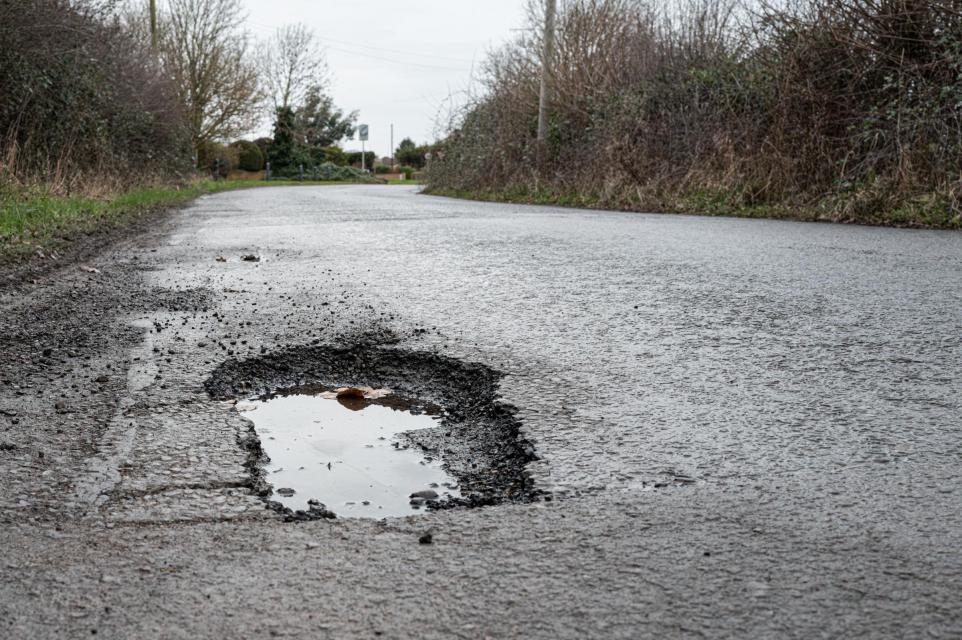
[322,44,473,72]
[313,33,478,65]
[247,20,477,71]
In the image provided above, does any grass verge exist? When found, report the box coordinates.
[0,179,358,262]
[423,185,962,230]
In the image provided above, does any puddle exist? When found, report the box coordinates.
[238,386,460,518]
[207,344,540,515]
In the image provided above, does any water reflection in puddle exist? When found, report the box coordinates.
[238,387,460,518]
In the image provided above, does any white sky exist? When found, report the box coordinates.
[240,0,528,158]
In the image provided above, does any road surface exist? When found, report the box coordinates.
[2,185,961,638]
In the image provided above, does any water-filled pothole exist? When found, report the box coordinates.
[238,385,461,518]
[206,344,540,520]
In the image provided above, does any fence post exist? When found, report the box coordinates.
[299,164,304,181]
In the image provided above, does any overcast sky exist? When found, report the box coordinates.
[240,0,528,158]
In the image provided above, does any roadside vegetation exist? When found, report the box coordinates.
[0,1,189,194]
[426,0,962,228]
[0,0,383,261]
[0,180,357,262]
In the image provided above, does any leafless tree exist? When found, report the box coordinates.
[261,23,329,113]
[159,0,262,156]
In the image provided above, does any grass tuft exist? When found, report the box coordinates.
[0,179,359,261]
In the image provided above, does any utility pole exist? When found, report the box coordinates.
[149,0,158,52]
[390,123,395,171]
[536,0,556,143]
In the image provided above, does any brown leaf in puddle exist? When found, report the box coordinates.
[336,395,368,412]
[215,256,227,262]
[325,387,394,411]
[334,386,392,400]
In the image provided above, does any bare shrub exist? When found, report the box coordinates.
[0,0,190,193]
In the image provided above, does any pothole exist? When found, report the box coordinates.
[206,344,539,520]
[237,385,461,518]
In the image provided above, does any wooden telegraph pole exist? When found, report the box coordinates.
[149,0,158,52]
[536,0,556,143]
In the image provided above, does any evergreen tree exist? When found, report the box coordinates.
[297,86,357,150]
[268,106,301,170]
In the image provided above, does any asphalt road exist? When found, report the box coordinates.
[2,185,961,638]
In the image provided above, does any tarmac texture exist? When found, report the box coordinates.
[1,185,960,638]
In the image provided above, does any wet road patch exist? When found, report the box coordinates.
[206,345,539,519]
[237,385,461,518]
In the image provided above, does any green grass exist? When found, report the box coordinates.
[423,185,962,229]
[385,179,422,185]
[0,179,357,261]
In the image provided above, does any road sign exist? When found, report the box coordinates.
[358,124,369,141]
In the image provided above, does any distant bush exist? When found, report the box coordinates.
[374,164,391,174]
[346,151,376,169]
[253,137,273,161]
[317,146,347,166]
[399,165,416,180]
[231,140,264,171]
[395,138,430,169]
[271,162,379,183]
[197,142,239,178]
[317,163,373,182]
